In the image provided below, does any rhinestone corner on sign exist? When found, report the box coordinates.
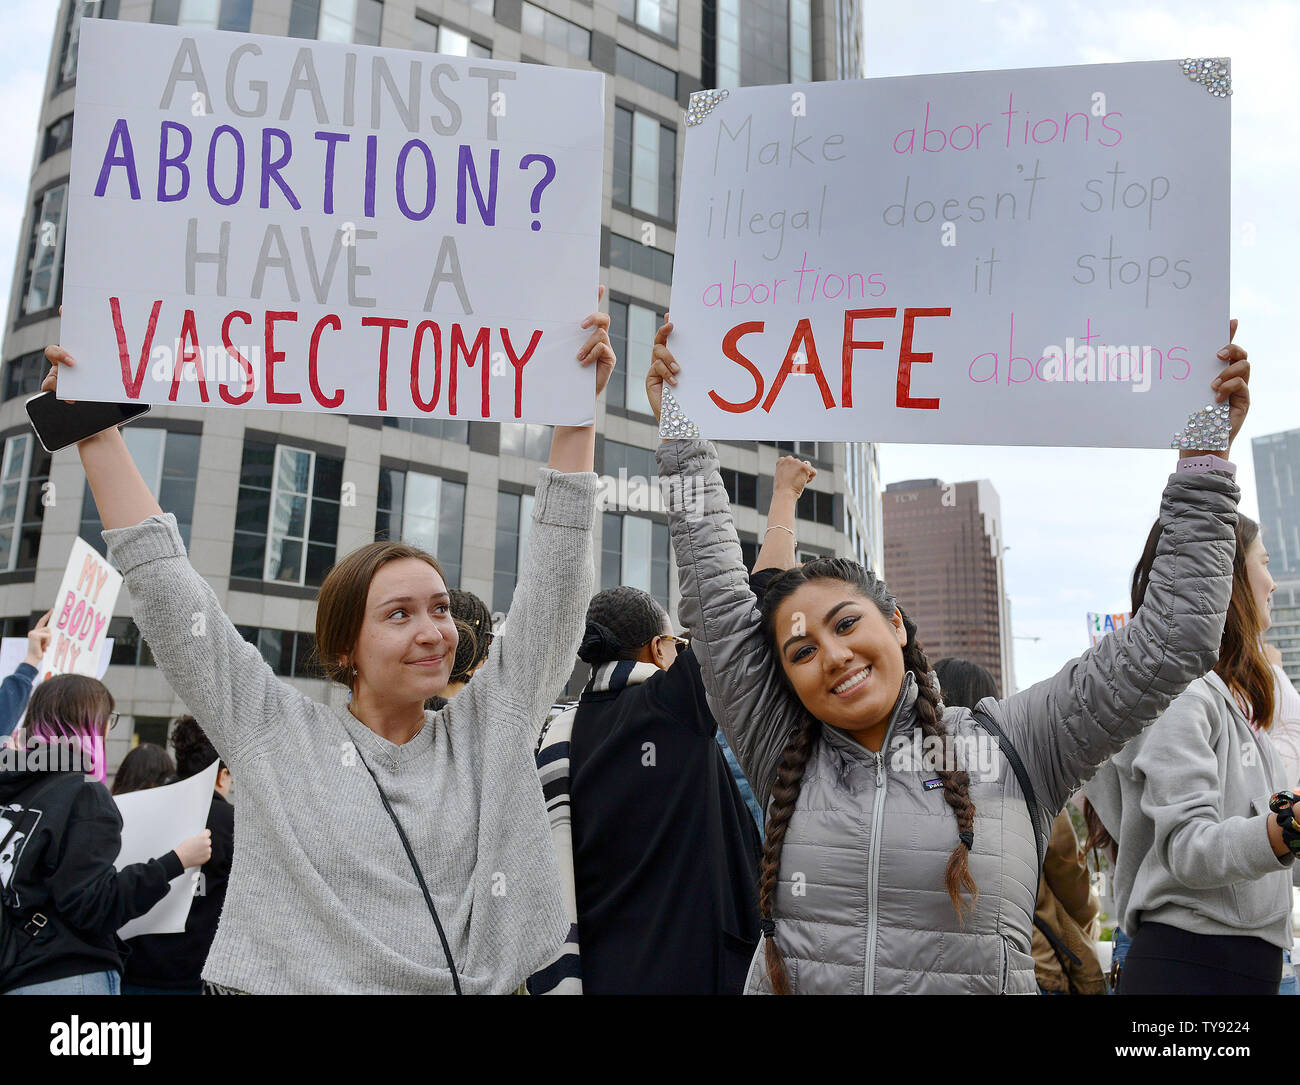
[685,88,730,127]
[658,391,701,439]
[1179,57,1232,98]
[1168,401,1231,451]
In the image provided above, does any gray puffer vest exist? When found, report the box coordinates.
[657,439,1238,995]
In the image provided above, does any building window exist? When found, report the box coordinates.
[108,617,155,667]
[607,299,662,416]
[615,45,676,98]
[493,490,535,614]
[81,428,201,556]
[232,441,343,587]
[382,416,470,443]
[714,0,739,87]
[150,0,253,30]
[3,353,47,403]
[21,183,69,317]
[618,0,677,41]
[289,0,383,45]
[0,435,51,573]
[798,488,835,527]
[719,467,757,509]
[235,626,322,679]
[499,423,551,460]
[41,115,75,163]
[608,232,673,285]
[56,0,120,90]
[601,512,669,607]
[613,106,675,222]
[130,715,171,748]
[413,14,491,57]
[789,0,812,83]
[766,440,824,460]
[376,468,466,588]
[520,2,590,58]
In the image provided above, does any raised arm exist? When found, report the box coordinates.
[996,325,1250,816]
[753,456,815,574]
[455,291,612,737]
[648,323,799,808]
[42,345,309,761]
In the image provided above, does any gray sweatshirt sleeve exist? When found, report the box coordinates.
[657,438,800,810]
[104,514,311,762]
[454,468,596,740]
[1132,687,1291,887]
[994,467,1238,820]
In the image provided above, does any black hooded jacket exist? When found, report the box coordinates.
[0,768,183,992]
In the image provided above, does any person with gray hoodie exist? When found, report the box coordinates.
[1086,508,1292,994]
[645,318,1250,994]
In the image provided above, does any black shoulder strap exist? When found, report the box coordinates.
[353,750,463,995]
[970,707,1045,878]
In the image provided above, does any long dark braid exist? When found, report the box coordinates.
[902,618,978,919]
[756,559,980,993]
[756,713,820,995]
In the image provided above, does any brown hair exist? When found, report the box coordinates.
[1132,515,1274,729]
[26,674,115,741]
[314,541,454,688]
[111,743,175,796]
[756,560,977,994]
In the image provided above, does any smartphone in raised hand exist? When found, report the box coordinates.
[24,391,151,453]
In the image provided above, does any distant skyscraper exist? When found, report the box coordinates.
[882,478,1015,696]
[1253,427,1300,683]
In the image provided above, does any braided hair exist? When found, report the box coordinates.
[756,558,978,993]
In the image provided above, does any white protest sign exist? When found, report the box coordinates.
[60,20,604,423]
[668,60,1230,445]
[115,760,219,939]
[1086,610,1130,647]
[38,538,123,681]
[0,637,114,682]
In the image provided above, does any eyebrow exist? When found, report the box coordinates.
[375,592,450,610]
[781,600,859,654]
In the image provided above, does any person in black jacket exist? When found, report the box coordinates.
[122,716,234,996]
[0,676,210,995]
[567,586,762,994]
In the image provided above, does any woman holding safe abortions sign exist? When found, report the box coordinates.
[647,319,1250,994]
[40,295,615,995]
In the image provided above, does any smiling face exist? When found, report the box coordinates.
[1245,534,1276,633]
[345,558,459,705]
[771,579,908,744]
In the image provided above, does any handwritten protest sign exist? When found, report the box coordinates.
[0,636,114,682]
[115,761,219,939]
[667,60,1230,445]
[60,20,604,423]
[38,539,122,681]
[1086,610,1130,647]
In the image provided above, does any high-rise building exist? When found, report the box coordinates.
[1254,427,1300,683]
[1,0,876,770]
[882,477,1015,696]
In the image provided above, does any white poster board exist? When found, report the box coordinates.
[38,538,122,682]
[60,20,605,423]
[0,637,114,682]
[668,60,1230,445]
[114,760,219,939]
[1086,610,1131,647]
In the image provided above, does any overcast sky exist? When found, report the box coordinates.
[0,2,1295,689]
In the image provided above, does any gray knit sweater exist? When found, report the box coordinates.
[104,469,596,994]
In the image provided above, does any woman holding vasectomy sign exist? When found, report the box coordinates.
[647,317,1249,994]
[38,292,614,994]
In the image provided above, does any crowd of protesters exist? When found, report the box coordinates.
[2,304,1297,998]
